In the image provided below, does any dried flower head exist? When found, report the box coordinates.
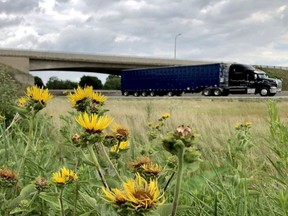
[0,169,17,187]
[34,177,49,191]
[175,125,192,137]
[129,156,152,169]
[72,133,81,143]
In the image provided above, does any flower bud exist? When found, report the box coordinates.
[183,148,202,164]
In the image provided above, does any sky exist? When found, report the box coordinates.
[0,0,287,84]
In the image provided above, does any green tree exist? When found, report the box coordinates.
[46,76,78,89]
[79,75,103,89]
[103,75,121,90]
[34,76,45,87]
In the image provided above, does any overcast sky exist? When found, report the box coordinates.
[0,0,287,84]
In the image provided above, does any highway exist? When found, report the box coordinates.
[50,90,288,100]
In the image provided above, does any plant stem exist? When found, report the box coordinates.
[171,148,185,216]
[100,142,123,183]
[17,117,34,176]
[59,188,65,216]
[164,171,175,192]
[87,144,109,188]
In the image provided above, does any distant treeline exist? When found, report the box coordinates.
[35,75,121,90]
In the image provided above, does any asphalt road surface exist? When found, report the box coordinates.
[104,91,288,99]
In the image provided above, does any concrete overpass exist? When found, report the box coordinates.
[0,48,213,85]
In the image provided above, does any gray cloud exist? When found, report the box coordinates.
[1,0,288,83]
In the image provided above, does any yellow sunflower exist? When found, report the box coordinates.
[91,91,107,104]
[17,96,27,107]
[61,167,78,181]
[141,163,163,176]
[110,141,129,153]
[102,188,127,205]
[75,112,114,133]
[68,86,93,106]
[26,86,53,104]
[52,167,78,185]
[122,173,165,209]
[102,173,165,210]
[161,113,170,119]
[52,172,67,184]
[111,123,129,141]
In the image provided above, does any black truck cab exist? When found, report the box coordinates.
[227,64,282,96]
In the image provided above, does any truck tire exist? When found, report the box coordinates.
[213,88,221,96]
[203,88,211,96]
[133,92,139,97]
[123,91,129,96]
[167,91,173,97]
[141,92,147,97]
[260,88,269,96]
[150,92,155,96]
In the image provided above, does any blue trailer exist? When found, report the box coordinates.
[121,63,282,97]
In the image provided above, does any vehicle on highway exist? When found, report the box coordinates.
[121,63,282,97]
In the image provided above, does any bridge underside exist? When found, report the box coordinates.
[0,48,214,85]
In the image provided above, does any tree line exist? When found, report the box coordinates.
[34,75,121,90]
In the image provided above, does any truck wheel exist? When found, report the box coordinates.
[213,89,221,96]
[133,92,139,97]
[167,92,173,97]
[203,88,211,96]
[123,91,129,96]
[260,88,269,96]
[141,92,147,97]
[149,92,155,96]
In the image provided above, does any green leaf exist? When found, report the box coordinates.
[80,149,94,166]
[156,204,192,216]
[6,184,37,209]
[39,192,60,210]
[79,191,99,210]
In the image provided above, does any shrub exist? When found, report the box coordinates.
[0,65,20,123]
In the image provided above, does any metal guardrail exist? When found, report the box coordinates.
[255,65,288,70]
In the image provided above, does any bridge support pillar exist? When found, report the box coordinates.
[0,56,34,86]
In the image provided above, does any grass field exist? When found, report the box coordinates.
[44,97,288,170]
[44,96,288,149]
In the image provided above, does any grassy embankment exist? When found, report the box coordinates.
[257,66,288,90]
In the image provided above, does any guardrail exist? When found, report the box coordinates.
[256,65,288,70]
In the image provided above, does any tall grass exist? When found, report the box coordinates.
[2,96,287,215]
[44,97,288,160]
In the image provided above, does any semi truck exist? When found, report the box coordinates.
[121,63,282,97]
